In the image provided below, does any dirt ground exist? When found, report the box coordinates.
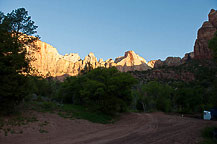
[0,112,216,144]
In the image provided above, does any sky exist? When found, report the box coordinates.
[0,0,217,61]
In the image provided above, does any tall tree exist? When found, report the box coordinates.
[0,8,39,114]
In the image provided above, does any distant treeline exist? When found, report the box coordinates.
[23,61,217,115]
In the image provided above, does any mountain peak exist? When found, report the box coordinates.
[114,50,150,72]
[88,52,95,57]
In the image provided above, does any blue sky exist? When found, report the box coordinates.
[1,0,217,61]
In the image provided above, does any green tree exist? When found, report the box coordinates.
[0,8,39,114]
[174,86,204,113]
[138,81,173,112]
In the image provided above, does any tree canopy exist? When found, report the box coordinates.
[58,67,137,115]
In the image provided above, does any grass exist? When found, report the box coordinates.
[0,101,115,136]
[29,101,115,124]
[58,104,115,124]
[200,126,217,144]
[39,129,48,133]
[1,100,114,135]
[29,101,58,112]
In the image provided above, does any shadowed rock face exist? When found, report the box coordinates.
[194,9,217,59]
[154,57,182,68]
[182,52,194,63]
[27,42,151,78]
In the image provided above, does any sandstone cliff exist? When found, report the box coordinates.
[194,9,217,59]
[147,60,157,68]
[27,41,151,78]
[154,57,182,68]
[115,51,150,72]
[27,40,83,77]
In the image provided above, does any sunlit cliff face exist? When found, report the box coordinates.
[26,41,151,78]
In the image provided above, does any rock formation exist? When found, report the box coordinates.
[115,51,150,72]
[194,9,217,59]
[181,52,194,63]
[27,41,151,78]
[154,57,182,68]
[147,60,157,68]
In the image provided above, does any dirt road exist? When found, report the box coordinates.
[0,112,216,144]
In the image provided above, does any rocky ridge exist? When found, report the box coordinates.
[27,41,151,77]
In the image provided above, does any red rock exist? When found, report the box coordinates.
[182,52,194,63]
[154,57,182,68]
[209,9,217,28]
[194,9,217,59]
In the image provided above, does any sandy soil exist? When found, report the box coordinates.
[0,112,216,144]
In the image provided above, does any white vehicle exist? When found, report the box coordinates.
[203,111,211,120]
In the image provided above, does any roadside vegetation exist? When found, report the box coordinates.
[28,101,114,124]
[200,126,217,144]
